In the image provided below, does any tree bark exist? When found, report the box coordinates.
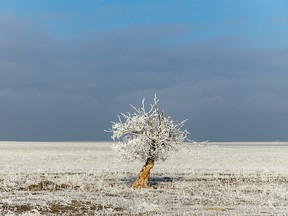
[131,158,154,189]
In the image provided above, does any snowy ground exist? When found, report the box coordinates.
[0,141,288,215]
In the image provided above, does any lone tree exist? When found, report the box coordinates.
[107,95,188,189]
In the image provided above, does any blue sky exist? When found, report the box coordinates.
[0,0,288,141]
[1,0,288,46]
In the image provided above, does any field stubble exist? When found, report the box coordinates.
[0,141,288,215]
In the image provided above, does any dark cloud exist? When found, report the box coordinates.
[0,16,288,141]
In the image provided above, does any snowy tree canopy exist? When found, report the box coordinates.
[107,95,189,162]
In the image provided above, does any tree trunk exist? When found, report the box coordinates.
[131,158,154,189]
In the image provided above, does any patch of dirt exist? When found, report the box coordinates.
[0,200,125,215]
[27,180,70,191]
[205,207,235,212]
[1,203,33,213]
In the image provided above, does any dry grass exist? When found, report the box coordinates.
[1,171,288,215]
[1,141,288,215]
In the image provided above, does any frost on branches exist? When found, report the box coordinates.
[107,95,189,188]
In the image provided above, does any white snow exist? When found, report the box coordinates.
[108,95,188,162]
[1,141,288,215]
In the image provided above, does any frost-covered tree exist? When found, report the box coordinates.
[107,95,189,188]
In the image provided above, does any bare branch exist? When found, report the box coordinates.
[106,95,188,162]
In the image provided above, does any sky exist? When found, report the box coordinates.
[0,0,288,142]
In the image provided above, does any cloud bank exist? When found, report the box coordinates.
[0,16,288,141]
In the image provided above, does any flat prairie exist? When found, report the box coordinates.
[0,141,288,215]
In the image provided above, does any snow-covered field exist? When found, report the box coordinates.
[1,141,288,215]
